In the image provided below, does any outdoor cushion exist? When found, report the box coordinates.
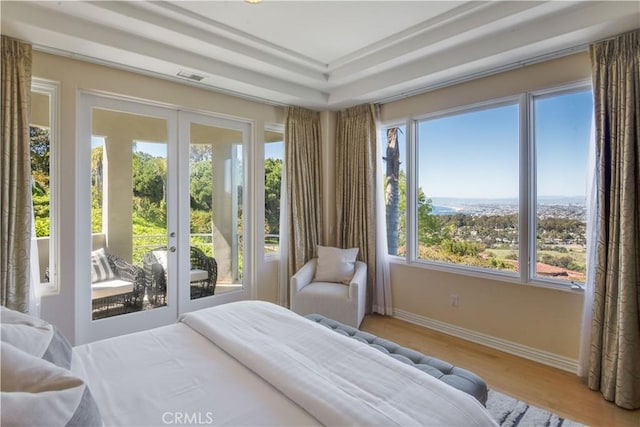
[190,269,208,282]
[91,279,134,300]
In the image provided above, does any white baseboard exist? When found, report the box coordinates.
[393,308,578,373]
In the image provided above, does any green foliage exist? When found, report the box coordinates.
[440,239,483,257]
[264,158,282,234]
[190,145,213,162]
[539,253,584,272]
[490,258,510,269]
[31,127,52,237]
[132,152,165,203]
[505,252,519,260]
[133,197,166,227]
[190,160,213,211]
[191,210,212,234]
[30,127,50,178]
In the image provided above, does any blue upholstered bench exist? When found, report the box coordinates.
[305,313,488,405]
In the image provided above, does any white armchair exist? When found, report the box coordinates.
[290,258,367,328]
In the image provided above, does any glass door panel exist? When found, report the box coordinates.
[189,123,243,298]
[179,112,250,313]
[90,108,170,319]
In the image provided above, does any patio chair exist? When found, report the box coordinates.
[143,246,217,305]
[89,248,145,319]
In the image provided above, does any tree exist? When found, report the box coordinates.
[393,170,444,254]
[31,126,52,237]
[264,158,282,234]
[132,151,165,203]
[190,159,213,211]
[190,145,213,162]
[384,128,401,255]
[417,190,446,246]
[30,126,50,187]
[91,146,105,233]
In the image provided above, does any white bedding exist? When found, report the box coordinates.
[72,321,320,426]
[73,301,497,426]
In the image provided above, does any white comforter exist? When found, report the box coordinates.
[180,300,497,427]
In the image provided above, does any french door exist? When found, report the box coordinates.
[177,112,251,314]
[77,94,251,343]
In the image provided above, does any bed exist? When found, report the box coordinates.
[1,301,497,426]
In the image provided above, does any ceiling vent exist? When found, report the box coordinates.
[176,70,205,82]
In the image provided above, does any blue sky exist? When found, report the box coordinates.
[265,140,284,160]
[393,89,593,200]
[92,137,168,158]
[135,142,166,157]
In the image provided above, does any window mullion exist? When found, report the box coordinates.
[407,119,417,263]
[519,93,532,284]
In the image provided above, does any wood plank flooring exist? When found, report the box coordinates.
[360,314,639,427]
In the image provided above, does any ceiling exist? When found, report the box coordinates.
[1,1,638,110]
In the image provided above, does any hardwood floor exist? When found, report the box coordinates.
[360,314,639,427]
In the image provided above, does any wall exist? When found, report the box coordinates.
[32,51,284,343]
[375,52,591,362]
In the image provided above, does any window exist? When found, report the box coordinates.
[533,89,592,284]
[264,128,284,256]
[30,80,59,292]
[416,103,519,273]
[386,84,593,288]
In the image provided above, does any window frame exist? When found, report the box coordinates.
[527,83,593,290]
[31,78,60,295]
[384,81,591,292]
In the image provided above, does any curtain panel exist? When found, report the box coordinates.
[0,36,33,312]
[335,104,392,314]
[280,106,323,307]
[587,29,640,410]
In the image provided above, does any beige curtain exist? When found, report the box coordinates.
[281,106,323,306]
[335,104,392,314]
[587,29,640,410]
[1,36,33,312]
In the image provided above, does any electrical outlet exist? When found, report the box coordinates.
[450,294,459,307]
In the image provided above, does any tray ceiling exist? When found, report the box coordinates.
[1,1,638,109]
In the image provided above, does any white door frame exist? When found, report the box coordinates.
[77,93,179,343]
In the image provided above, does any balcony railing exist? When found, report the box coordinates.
[132,233,213,265]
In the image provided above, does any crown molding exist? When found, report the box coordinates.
[2,1,638,109]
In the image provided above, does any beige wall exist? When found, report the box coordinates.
[320,110,338,247]
[375,52,591,360]
[32,51,284,342]
[31,91,49,127]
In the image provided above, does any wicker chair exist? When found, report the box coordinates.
[143,246,217,306]
[90,251,145,319]
[46,252,145,319]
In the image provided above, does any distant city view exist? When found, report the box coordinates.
[430,197,586,221]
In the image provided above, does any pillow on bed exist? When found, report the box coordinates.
[314,245,359,284]
[0,342,102,427]
[0,306,73,369]
[91,248,116,283]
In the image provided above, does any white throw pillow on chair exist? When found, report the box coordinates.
[152,250,168,270]
[313,246,359,284]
